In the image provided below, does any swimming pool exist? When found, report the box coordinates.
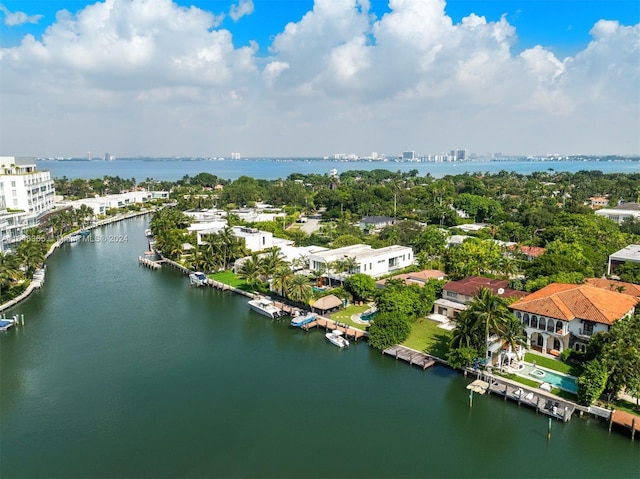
[520,364,578,394]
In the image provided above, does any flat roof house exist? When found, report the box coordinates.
[308,244,413,279]
[607,244,640,275]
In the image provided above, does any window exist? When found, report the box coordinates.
[523,313,529,326]
[530,315,538,329]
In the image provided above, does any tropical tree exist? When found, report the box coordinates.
[238,253,263,289]
[467,288,513,360]
[285,274,313,304]
[0,252,22,297]
[498,316,528,367]
[271,265,293,297]
[368,312,412,350]
[449,310,482,350]
[344,273,376,302]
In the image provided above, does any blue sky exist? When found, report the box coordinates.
[0,0,638,157]
[3,0,638,55]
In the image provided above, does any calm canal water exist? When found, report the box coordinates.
[1,217,638,478]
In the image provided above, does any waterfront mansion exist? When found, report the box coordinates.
[509,282,639,356]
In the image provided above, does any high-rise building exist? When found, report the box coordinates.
[104,152,110,161]
[402,151,415,161]
[0,157,55,215]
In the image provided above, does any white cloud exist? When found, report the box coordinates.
[229,0,254,22]
[0,3,43,26]
[0,0,638,157]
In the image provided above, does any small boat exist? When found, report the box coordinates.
[326,329,349,348]
[145,228,153,237]
[290,311,316,328]
[77,229,90,237]
[0,318,16,331]
[66,234,80,243]
[248,296,284,319]
[189,272,208,286]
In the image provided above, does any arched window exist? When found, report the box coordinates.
[556,321,563,334]
[538,317,546,330]
[523,314,530,326]
[530,315,538,329]
[546,319,554,332]
[516,312,522,319]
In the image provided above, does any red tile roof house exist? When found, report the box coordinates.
[509,283,639,357]
[507,244,546,261]
[433,276,528,320]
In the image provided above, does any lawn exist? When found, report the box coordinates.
[524,352,583,377]
[209,270,253,292]
[331,304,371,331]
[402,318,452,359]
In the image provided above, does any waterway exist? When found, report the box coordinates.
[37,158,639,182]
[1,217,638,478]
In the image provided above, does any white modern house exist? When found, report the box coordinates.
[595,203,640,225]
[607,244,640,275]
[308,244,414,279]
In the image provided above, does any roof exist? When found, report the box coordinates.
[585,278,640,297]
[609,244,640,262]
[360,216,395,224]
[376,269,446,287]
[508,245,546,258]
[614,203,640,211]
[443,277,528,300]
[509,283,638,325]
[312,294,343,311]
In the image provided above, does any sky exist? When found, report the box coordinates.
[0,0,638,158]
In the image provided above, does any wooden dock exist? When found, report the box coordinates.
[383,345,436,370]
[609,409,640,440]
[139,256,162,270]
[302,316,367,341]
[475,372,575,422]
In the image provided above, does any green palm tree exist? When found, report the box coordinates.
[0,252,23,298]
[271,265,293,297]
[498,316,528,368]
[468,288,513,362]
[286,274,313,305]
[259,247,287,280]
[450,309,482,350]
[238,253,263,289]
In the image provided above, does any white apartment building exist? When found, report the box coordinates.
[60,191,169,216]
[308,244,414,279]
[0,157,55,216]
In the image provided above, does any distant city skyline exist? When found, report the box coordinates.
[1,0,639,157]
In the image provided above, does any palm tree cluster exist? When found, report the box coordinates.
[237,247,313,305]
[45,205,94,239]
[449,288,527,367]
[0,227,48,301]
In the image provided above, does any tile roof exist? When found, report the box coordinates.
[376,269,447,287]
[510,283,639,325]
[585,278,640,297]
[443,276,528,300]
[508,245,546,257]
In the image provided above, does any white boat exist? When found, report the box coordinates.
[290,311,316,327]
[248,296,284,319]
[325,329,349,348]
[189,272,208,286]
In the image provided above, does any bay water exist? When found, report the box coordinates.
[1,217,638,478]
[37,158,639,182]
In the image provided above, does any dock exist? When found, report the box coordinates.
[609,409,640,440]
[302,316,367,341]
[139,256,162,270]
[383,345,437,370]
[470,372,575,422]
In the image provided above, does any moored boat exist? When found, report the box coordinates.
[325,329,349,348]
[189,272,208,286]
[290,311,316,327]
[248,296,284,319]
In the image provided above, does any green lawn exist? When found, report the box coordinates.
[209,270,253,292]
[609,398,640,416]
[402,318,452,359]
[331,304,371,331]
[524,352,583,377]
